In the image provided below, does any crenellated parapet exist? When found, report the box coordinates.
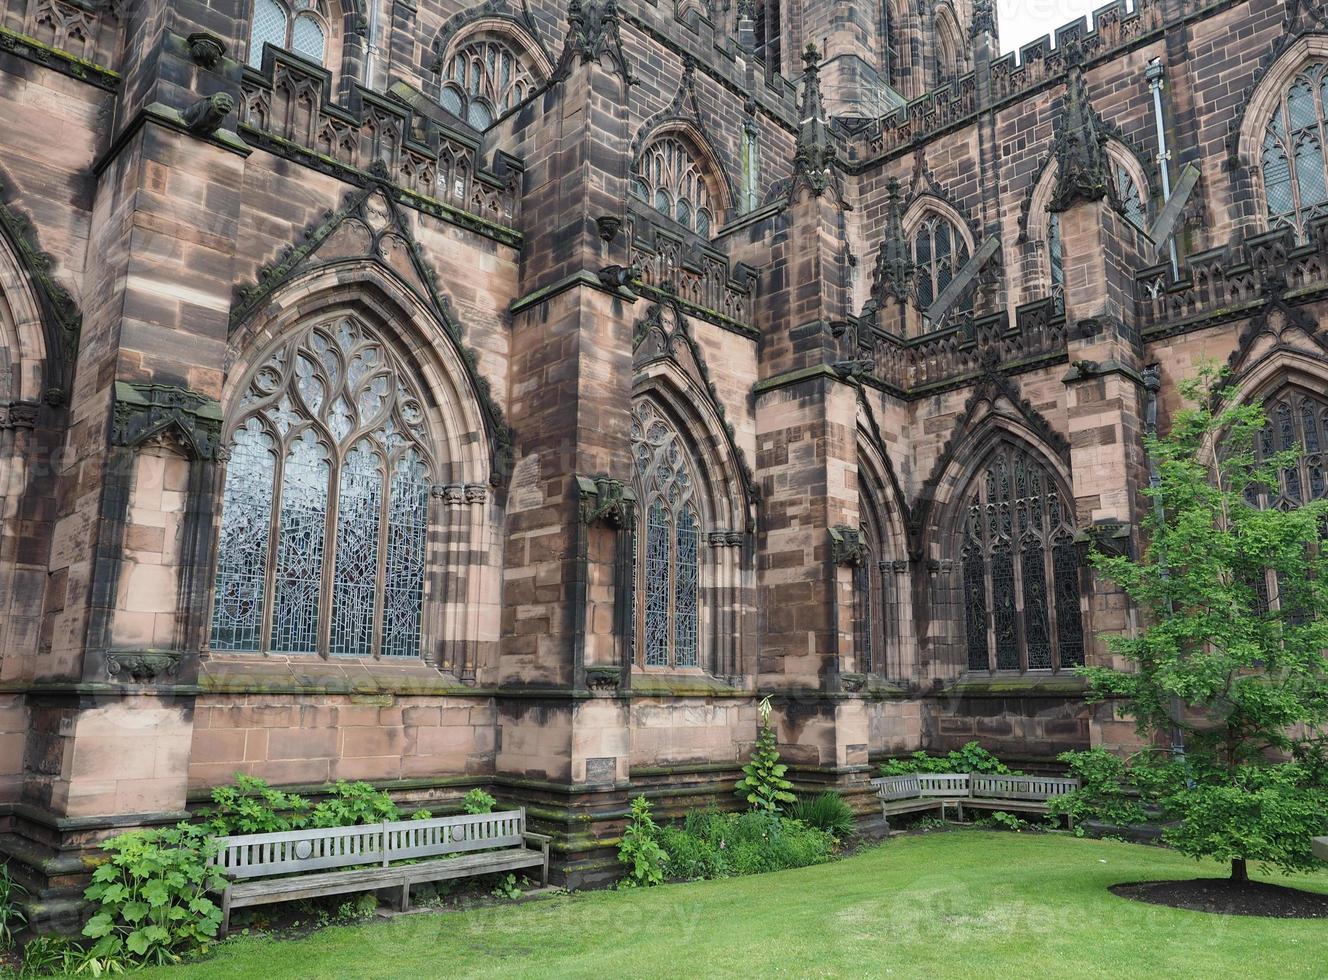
[1136,223,1328,339]
[237,51,522,241]
[627,208,758,335]
[865,297,1066,395]
[851,0,1173,165]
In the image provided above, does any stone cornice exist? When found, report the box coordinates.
[0,25,121,91]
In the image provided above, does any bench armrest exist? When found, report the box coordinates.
[522,831,552,844]
[523,832,551,887]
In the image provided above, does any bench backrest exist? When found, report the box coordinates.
[970,775,1079,801]
[869,774,921,800]
[916,773,970,797]
[212,808,527,880]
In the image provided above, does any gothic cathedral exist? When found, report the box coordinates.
[0,0,1323,915]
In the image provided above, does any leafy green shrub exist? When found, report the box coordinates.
[735,697,796,812]
[202,773,311,835]
[461,788,497,815]
[617,796,667,887]
[655,808,834,880]
[82,823,226,967]
[787,792,855,840]
[1050,749,1151,829]
[879,741,1013,776]
[19,935,77,978]
[410,808,434,821]
[987,811,1027,832]
[0,863,27,950]
[309,780,399,828]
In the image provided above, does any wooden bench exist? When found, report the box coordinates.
[869,772,1079,830]
[868,774,955,829]
[959,774,1081,827]
[211,809,550,934]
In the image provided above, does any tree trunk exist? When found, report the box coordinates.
[1231,858,1248,882]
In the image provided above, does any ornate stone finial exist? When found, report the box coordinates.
[578,475,634,528]
[112,382,223,460]
[971,0,997,39]
[183,92,234,136]
[871,178,913,304]
[1048,57,1109,212]
[559,0,631,83]
[789,43,839,200]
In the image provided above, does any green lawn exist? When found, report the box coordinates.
[153,832,1328,979]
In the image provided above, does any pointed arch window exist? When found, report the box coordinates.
[632,136,717,237]
[960,444,1084,672]
[912,212,971,318]
[1244,387,1328,614]
[1048,211,1065,314]
[1260,63,1328,241]
[438,36,539,130]
[211,315,433,659]
[248,0,330,68]
[632,400,702,669]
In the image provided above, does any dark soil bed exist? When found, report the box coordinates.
[1110,878,1328,918]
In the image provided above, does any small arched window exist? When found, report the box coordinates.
[632,136,717,237]
[1260,63,1328,241]
[960,443,1084,672]
[912,211,971,317]
[438,36,538,131]
[632,399,702,669]
[248,0,330,68]
[211,315,434,659]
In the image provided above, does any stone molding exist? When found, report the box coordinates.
[111,382,222,460]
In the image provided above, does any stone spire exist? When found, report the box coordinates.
[870,178,912,305]
[1048,48,1109,212]
[789,43,839,200]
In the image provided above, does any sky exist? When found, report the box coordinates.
[998,0,1120,58]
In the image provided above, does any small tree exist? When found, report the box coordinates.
[1084,365,1328,880]
[735,697,796,813]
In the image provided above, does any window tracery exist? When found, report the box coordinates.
[1260,63,1328,241]
[249,0,330,68]
[632,399,701,669]
[632,136,717,237]
[912,211,971,317]
[960,444,1083,672]
[438,36,538,131]
[211,315,433,660]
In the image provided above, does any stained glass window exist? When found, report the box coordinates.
[960,444,1083,671]
[1245,389,1328,615]
[438,37,538,131]
[912,212,972,321]
[632,399,705,669]
[1048,211,1064,314]
[248,0,330,69]
[632,137,717,236]
[1261,63,1328,241]
[1112,162,1147,230]
[210,315,435,659]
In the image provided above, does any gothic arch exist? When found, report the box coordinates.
[631,120,737,224]
[933,3,965,82]
[923,410,1072,548]
[902,192,975,252]
[856,399,913,679]
[225,263,493,489]
[1235,35,1328,179]
[0,226,51,406]
[428,16,554,128]
[632,359,751,534]
[215,266,499,674]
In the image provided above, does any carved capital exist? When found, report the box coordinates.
[829,525,868,567]
[112,382,222,460]
[464,483,488,504]
[0,401,40,430]
[578,475,634,528]
[585,666,621,691]
[105,650,182,683]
